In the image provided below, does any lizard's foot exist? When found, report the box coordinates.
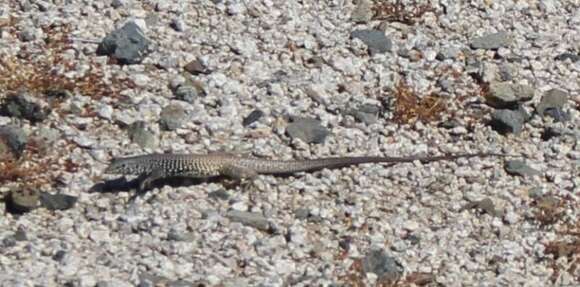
[222,179,242,190]
[137,169,166,192]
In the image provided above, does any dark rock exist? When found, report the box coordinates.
[127,121,157,149]
[485,82,534,109]
[362,249,404,284]
[351,29,392,55]
[96,21,153,65]
[39,193,77,210]
[170,18,185,32]
[184,58,210,75]
[14,226,27,241]
[226,210,272,231]
[286,117,330,144]
[339,236,353,251]
[208,189,230,200]
[159,104,188,131]
[505,160,541,177]
[536,88,569,122]
[541,127,562,141]
[0,125,28,159]
[490,109,525,135]
[470,32,511,50]
[6,188,41,214]
[0,92,50,123]
[554,52,579,62]
[242,109,264,127]
[52,250,67,262]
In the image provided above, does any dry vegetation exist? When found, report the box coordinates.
[382,79,448,124]
[530,194,580,284]
[0,23,135,100]
[0,19,130,191]
[372,0,436,25]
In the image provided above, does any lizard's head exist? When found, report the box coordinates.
[104,158,140,174]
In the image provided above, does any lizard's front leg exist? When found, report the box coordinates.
[139,169,167,192]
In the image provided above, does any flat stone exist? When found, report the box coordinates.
[348,103,381,125]
[226,210,272,231]
[470,32,512,50]
[505,160,541,177]
[351,29,392,55]
[486,82,535,109]
[286,117,330,144]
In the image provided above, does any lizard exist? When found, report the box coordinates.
[103,152,507,191]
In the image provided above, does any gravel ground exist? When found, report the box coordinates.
[0,0,579,286]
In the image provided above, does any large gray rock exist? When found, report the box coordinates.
[485,82,535,109]
[96,21,153,65]
[490,109,526,135]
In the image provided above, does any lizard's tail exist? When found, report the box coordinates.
[252,153,507,175]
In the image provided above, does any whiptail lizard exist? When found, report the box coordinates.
[103,152,506,191]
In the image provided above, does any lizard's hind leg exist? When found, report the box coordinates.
[220,164,258,191]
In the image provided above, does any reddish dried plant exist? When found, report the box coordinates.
[373,0,436,25]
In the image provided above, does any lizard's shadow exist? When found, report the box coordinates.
[88,176,229,194]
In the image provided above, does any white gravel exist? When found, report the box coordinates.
[0,0,578,286]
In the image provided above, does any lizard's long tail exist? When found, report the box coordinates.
[242,153,506,175]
